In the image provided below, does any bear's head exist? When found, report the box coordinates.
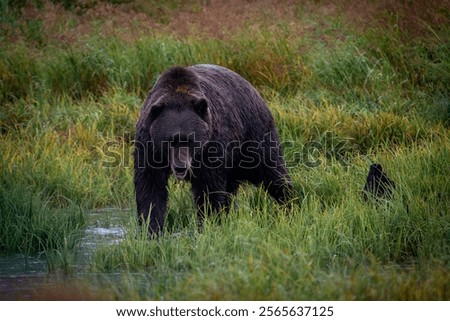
[148,94,210,180]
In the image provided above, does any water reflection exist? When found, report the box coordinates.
[0,208,129,300]
[0,254,47,277]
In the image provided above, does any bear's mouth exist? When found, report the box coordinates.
[170,145,191,180]
[171,163,190,180]
[173,168,188,180]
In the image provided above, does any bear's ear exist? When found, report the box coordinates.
[192,98,208,119]
[149,103,164,120]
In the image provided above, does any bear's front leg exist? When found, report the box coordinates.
[134,168,169,236]
[191,170,229,225]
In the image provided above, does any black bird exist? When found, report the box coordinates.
[362,163,396,202]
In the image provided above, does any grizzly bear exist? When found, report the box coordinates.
[134,64,292,236]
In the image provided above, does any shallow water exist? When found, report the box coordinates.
[77,208,128,266]
[0,208,129,300]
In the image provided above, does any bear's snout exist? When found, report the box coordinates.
[170,146,191,180]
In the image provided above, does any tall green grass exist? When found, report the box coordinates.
[0,174,86,272]
[0,33,301,105]
[88,135,449,299]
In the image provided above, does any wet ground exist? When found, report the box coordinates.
[0,208,129,300]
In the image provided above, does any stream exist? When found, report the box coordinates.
[0,208,129,300]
